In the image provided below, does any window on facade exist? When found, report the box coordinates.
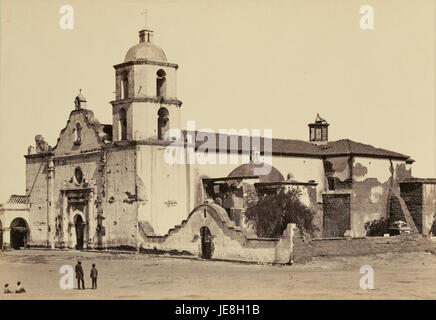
[119,108,127,140]
[156,69,166,98]
[327,176,335,190]
[74,167,83,185]
[157,107,169,140]
[121,73,129,99]
[75,123,82,144]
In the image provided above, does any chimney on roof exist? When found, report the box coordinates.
[308,113,329,145]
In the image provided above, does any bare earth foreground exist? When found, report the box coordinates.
[0,249,435,299]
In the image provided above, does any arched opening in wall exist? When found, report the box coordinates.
[121,73,129,99]
[74,215,85,250]
[228,163,284,183]
[75,123,82,143]
[10,218,29,250]
[119,108,127,140]
[157,107,169,140]
[200,226,212,259]
[156,69,166,98]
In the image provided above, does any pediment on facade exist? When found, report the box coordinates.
[53,109,112,156]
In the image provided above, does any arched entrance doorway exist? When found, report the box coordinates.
[200,226,212,259]
[74,215,85,250]
[10,218,29,250]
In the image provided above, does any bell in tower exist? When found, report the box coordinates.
[110,16,182,142]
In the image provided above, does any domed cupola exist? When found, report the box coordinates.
[124,28,168,62]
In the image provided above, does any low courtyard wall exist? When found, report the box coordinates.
[138,203,296,264]
[292,232,434,263]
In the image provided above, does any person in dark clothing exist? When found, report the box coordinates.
[15,281,25,293]
[75,261,85,290]
[4,283,12,294]
[90,263,98,289]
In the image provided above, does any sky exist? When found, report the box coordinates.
[0,0,435,202]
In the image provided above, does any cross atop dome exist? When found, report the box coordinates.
[141,9,148,28]
[139,9,153,43]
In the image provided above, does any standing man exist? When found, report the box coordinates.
[90,263,98,290]
[75,261,85,290]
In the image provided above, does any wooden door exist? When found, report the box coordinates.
[322,194,351,237]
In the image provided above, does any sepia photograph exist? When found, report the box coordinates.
[0,0,435,309]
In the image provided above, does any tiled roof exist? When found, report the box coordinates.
[319,139,410,159]
[7,195,30,205]
[184,131,411,160]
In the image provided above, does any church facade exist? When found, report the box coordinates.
[0,24,420,259]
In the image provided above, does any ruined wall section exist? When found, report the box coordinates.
[323,156,352,190]
[400,182,423,232]
[351,157,411,237]
[189,153,325,209]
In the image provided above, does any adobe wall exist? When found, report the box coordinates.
[136,144,190,236]
[350,157,411,237]
[104,147,138,247]
[292,232,431,263]
[139,203,296,264]
[323,156,351,189]
[25,156,49,246]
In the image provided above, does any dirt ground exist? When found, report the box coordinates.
[0,249,435,299]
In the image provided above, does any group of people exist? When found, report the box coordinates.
[75,261,98,290]
[4,281,25,294]
[3,261,98,294]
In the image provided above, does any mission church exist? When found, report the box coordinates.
[0,20,423,262]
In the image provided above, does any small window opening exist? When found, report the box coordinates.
[156,69,166,98]
[74,123,82,144]
[74,167,83,185]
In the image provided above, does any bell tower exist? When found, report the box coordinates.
[110,22,182,141]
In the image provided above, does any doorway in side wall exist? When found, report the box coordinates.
[10,218,29,250]
[322,194,351,238]
[200,226,212,259]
